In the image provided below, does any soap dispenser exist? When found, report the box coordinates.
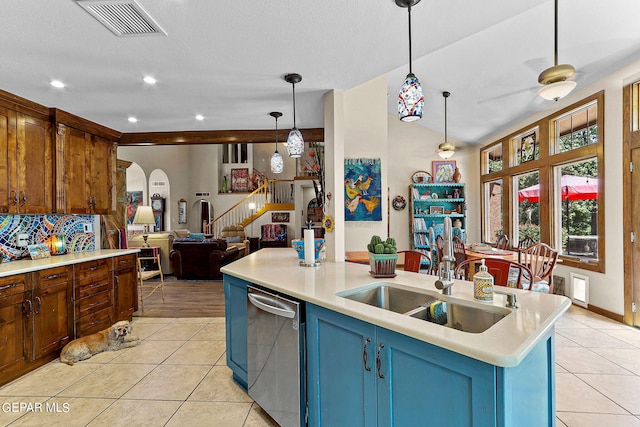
[473,259,494,302]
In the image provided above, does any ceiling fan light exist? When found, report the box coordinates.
[270,151,283,174]
[537,80,577,101]
[438,142,455,159]
[398,73,424,122]
[286,127,304,158]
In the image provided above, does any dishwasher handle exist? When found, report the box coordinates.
[248,292,296,318]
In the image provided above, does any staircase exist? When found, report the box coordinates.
[206,179,294,237]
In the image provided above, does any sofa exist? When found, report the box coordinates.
[169,238,239,280]
[218,225,250,257]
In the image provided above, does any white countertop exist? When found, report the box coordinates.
[221,248,572,367]
[0,249,140,278]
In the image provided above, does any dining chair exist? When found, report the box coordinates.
[398,250,431,273]
[452,236,466,268]
[495,234,510,250]
[455,258,534,289]
[435,235,445,268]
[518,242,558,293]
[516,237,536,263]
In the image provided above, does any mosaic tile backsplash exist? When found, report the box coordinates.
[0,215,95,262]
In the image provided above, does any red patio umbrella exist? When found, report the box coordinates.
[518,175,598,203]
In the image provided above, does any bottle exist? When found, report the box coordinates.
[473,259,494,302]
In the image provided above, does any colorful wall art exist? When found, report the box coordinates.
[344,158,382,221]
[126,191,143,224]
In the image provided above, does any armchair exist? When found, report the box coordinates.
[219,225,250,257]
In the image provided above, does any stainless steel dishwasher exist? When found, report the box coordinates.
[247,286,305,427]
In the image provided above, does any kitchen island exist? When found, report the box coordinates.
[222,248,571,427]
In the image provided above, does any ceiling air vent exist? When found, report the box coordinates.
[150,181,167,187]
[195,192,211,197]
[75,0,166,37]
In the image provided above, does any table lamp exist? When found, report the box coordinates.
[133,205,155,247]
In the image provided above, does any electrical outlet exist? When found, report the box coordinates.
[83,223,93,233]
[17,233,29,247]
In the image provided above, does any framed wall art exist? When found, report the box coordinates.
[429,206,445,215]
[344,158,382,221]
[432,160,456,183]
[231,168,249,192]
[271,212,290,223]
[126,191,143,224]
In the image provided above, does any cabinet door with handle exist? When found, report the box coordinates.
[306,303,377,427]
[0,274,30,377]
[16,112,53,213]
[0,106,17,213]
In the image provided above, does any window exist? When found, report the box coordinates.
[514,171,540,246]
[480,91,604,272]
[482,143,503,174]
[553,102,597,153]
[554,159,598,260]
[483,179,503,243]
[222,143,249,164]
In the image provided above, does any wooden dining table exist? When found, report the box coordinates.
[463,246,520,277]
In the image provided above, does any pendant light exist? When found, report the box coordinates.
[396,0,424,122]
[270,111,284,174]
[438,91,455,159]
[284,73,304,158]
[537,0,576,101]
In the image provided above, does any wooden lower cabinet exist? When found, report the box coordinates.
[223,274,249,389]
[114,254,137,321]
[31,266,73,360]
[74,258,113,337]
[0,274,30,381]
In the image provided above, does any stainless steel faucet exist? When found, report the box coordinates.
[494,289,518,308]
[435,217,455,295]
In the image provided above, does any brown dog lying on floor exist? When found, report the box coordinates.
[60,320,140,365]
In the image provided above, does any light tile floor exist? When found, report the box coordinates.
[1,306,639,426]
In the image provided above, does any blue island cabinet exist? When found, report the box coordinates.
[306,303,556,427]
[223,274,249,389]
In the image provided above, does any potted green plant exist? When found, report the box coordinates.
[367,235,398,277]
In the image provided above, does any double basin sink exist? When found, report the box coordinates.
[336,282,510,333]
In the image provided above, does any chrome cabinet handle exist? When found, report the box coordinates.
[35,296,41,314]
[10,190,18,206]
[20,191,26,206]
[363,338,372,371]
[23,299,33,317]
[376,343,385,379]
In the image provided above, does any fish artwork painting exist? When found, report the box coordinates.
[344,158,382,221]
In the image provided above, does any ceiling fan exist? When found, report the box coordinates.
[537,0,577,101]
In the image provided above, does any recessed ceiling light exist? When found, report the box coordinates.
[143,76,157,84]
[128,117,138,123]
[50,80,65,88]
[195,114,204,121]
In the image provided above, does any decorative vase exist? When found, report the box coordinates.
[452,167,462,183]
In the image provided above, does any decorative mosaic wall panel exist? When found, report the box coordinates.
[0,215,95,262]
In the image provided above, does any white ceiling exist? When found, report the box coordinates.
[1,0,640,144]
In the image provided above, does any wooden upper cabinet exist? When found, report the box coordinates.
[54,110,119,215]
[17,113,53,214]
[0,105,53,214]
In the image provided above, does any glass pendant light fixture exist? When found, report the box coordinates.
[269,111,284,174]
[537,0,576,101]
[396,0,424,122]
[438,91,455,159]
[284,73,304,158]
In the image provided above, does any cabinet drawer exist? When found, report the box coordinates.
[115,254,136,270]
[76,289,112,318]
[35,266,72,288]
[0,275,28,298]
[75,272,112,297]
[75,258,111,279]
[77,306,113,337]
